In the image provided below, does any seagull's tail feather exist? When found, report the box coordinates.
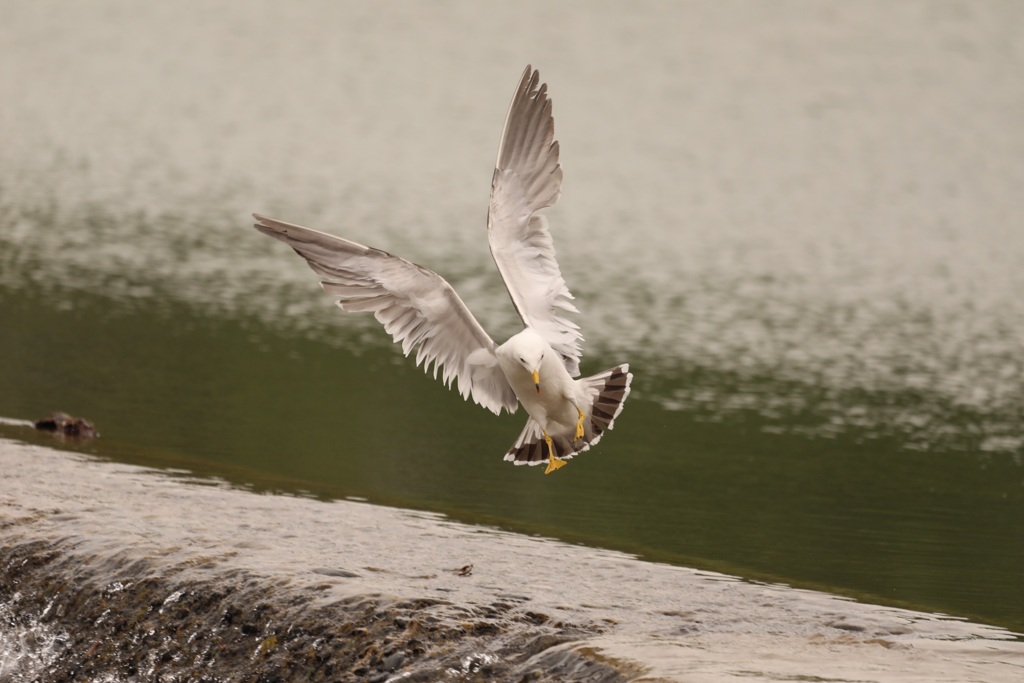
[503,363,632,466]
[579,363,632,444]
[504,417,549,466]
[503,417,585,466]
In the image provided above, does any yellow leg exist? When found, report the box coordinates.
[543,430,567,474]
[574,406,585,442]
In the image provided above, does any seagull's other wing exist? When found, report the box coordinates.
[488,65,582,377]
[254,214,518,415]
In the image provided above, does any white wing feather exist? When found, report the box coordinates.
[488,65,583,377]
[254,214,518,415]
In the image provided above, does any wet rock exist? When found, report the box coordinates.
[383,650,405,670]
[33,412,98,439]
[0,540,631,682]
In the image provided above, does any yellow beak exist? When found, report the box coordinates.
[532,369,540,393]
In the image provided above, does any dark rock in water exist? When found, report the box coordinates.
[33,412,98,439]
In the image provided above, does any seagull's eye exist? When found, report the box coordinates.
[519,357,526,363]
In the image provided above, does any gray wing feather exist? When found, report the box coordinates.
[254,214,518,415]
[488,65,583,377]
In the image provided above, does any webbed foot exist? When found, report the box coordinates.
[543,429,567,474]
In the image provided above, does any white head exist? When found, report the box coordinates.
[505,328,548,393]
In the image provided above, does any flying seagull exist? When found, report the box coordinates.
[253,65,632,474]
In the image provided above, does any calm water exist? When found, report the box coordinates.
[2,1,1022,633]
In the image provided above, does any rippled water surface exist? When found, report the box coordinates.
[2,0,1023,636]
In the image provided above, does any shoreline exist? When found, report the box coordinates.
[2,437,1022,682]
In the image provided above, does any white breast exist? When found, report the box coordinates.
[501,350,579,433]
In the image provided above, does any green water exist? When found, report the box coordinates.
[3,285,1020,633]
[2,0,1022,641]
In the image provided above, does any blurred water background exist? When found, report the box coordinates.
[1,1,1022,633]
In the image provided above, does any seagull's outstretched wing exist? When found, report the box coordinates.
[254,214,518,415]
[488,65,583,377]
